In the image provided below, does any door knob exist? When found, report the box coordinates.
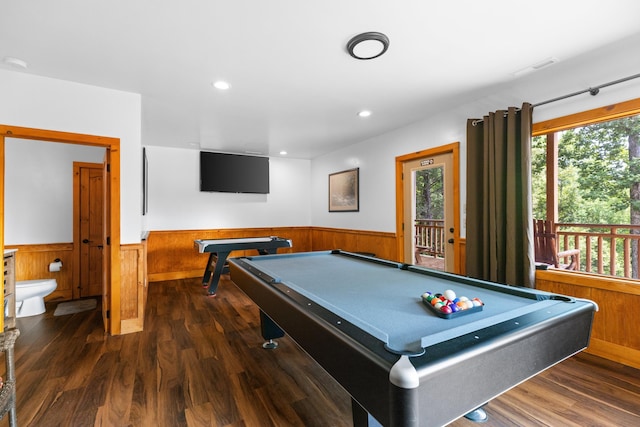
[448,238,454,244]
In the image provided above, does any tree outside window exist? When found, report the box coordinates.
[532,113,640,278]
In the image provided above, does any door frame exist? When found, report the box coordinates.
[0,124,121,335]
[395,142,461,273]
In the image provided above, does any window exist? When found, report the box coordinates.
[532,98,640,279]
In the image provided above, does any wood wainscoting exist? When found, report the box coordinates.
[6,243,74,302]
[536,270,640,370]
[147,227,311,282]
[310,227,397,260]
[147,227,398,282]
[119,241,148,334]
[7,242,148,335]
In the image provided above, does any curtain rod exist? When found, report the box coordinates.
[471,72,640,126]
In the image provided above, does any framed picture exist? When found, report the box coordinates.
[329,168,359,212]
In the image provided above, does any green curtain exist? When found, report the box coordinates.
[466,103,535,287]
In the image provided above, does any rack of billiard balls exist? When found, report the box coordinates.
[421,289,484,319]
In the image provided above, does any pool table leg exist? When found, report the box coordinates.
[259,311,284,349]
[351,398,383,427]
[464,405,488,422]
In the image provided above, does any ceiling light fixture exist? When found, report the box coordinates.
[347,32,389,60]
[358,110,372,118]
[212,80,231,90]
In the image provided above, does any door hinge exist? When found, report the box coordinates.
[106,310,110,319]
[106,163,110,173]
[106,236,111,245]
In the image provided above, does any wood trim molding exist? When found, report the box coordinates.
[587,338,640,370]
[532,97,640,136]
[0,124,122,335]
[394,142,461,271]
[149,269,203,283]
[536,269,640,295]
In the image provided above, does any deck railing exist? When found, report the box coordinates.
[415,220,640,280]
[414,219,445,258]
[553,223,640,280]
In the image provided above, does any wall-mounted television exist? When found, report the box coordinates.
[200,151,270,194]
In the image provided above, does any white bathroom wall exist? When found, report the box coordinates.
[142,146,311,230]
[0,69,142,244]
[4,139,105,244]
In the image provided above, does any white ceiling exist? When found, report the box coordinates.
[2,0,640,159]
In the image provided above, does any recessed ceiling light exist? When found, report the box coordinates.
[358,110,372,118]
[347,32,389,60]
[279,150,288,155]
[212,80,231,90]
[2,56,28,69]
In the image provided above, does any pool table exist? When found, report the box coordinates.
[194,236,292,295]
[228,250,597,427]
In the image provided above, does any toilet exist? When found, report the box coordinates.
[15,279,57,317]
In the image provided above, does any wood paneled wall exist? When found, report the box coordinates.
[7,243,74,301]
[8,242,148,335]
[147,227,397,281]
[119,242,147,334]
[536,270,640,369]
[310,227,397,260]
[147,227,312,282]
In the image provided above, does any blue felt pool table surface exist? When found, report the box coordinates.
[229,250,597,427]
[235,250,572,354]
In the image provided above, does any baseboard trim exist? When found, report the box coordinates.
[149,269,203,283]
[586,338,640,370]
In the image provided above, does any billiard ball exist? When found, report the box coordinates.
[440,305,453,314]
[443,289,456,301]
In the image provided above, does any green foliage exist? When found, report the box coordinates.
[532,115,640,225]
[415,167,444,219]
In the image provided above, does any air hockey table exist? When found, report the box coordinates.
[194,236,292,295]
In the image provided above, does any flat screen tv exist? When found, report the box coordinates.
[200,151,270,194]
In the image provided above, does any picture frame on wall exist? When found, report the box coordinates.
[329,168,359,212]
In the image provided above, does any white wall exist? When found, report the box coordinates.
[311,111,465,233]
[142,146,311,230]
[0,69,142,244]
[3,33,640,242]
[311,33,640,235]
[5,139,105,244]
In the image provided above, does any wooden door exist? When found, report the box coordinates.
[76,163,104,298]
[396,143,461,273]
[402,152,454,271]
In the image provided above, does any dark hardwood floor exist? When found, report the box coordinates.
[2,275,640,427]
